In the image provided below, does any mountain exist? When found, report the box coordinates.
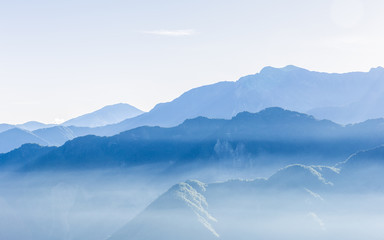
[62,103,144,128]
[334,145,384,191]
[0,143,55,170]
[4,108,384,171]
[108,154,384,240]
[0,122,56,133]
[0,128,49,153]
[90,66,384,137]
[0,125,95,153]
[2,66,384,151]
[16,121,57,131]
[33,126,79,146]
[0,103,142,153]
[109,180,221,240]
[108,165,333,240]
[0,124,14,133]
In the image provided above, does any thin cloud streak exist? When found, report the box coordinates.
[142,29,197,36]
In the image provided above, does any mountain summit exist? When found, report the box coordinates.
[62,103,144,128]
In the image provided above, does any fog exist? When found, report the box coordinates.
[0,166,171,240]
[109,178,384,240]
[1,152,383,240]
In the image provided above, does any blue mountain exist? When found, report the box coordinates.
[62,103,144,128]
[3,108,384,172]
[108,165,333,240]
[0,122,56,133]
[0,103,143,153]
[0,128,49,154]
[16,121,57,131]
[0,123,14,133]
[108,149,384,240]
[93,66,384,138]
[2,66,384,153]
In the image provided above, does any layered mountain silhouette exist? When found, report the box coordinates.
[0,122,55,133]
[0,128,49,154]
[2,66,384,240]
[2,66,384,153]
[93,65,384,137]
[0,125,91,153]
[109,171,330,240]
[2,108,384,172]
[16,121,57,131]
[0,124,14,133]
[108,146,384,240]
[0,103,144,153]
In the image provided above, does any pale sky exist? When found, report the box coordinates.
[1,0,384,124]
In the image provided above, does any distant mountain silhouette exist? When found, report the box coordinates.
[0,124,14,133]
[108,151,384,240]
[0,122,55,133]
[0,128,48,153]
[33,126,78,146]
[62,103,144,128]
[3,108,384,171]
[0,103,143,153]
[108,164,334,240]
[2,66,384,152]
[0,125,94,154]
[92,65,384,137]
[333,145,384,191]
[16,121,57,131]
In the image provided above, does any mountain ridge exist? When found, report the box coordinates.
[2,65,384,153]
[3,108,384,172]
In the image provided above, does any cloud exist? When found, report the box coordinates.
[308,212,326,231]
[142,29,196,37]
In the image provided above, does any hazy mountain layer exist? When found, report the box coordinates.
[0,128,49,154]
[3,108,384,172]
[2,66,384,152]
[1,112,384,240]
[0,103,143,153]
[0,122,56,133]
[62,103,144,128]
[92,66,384,137]
[109,147,384,240]
[0,125,93,154]
[0,123,16,133]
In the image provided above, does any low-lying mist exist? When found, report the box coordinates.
[0,166,168,240]
[1,148,383,240]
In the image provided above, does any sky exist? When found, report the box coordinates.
[1,0,384,124]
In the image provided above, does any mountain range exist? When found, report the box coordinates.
[108,144,384,240]
[2,66,384,240]
[2,66,384,154]
[3,107,384,173]
[95,65,384,137]
[0,103,144,153]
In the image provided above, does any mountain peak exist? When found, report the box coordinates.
[281,65,306,71]
[369,66,384,74]
[268,164,333,189]
[233,107,311,121]
[259,65,307,74]
[63,103,144,128]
